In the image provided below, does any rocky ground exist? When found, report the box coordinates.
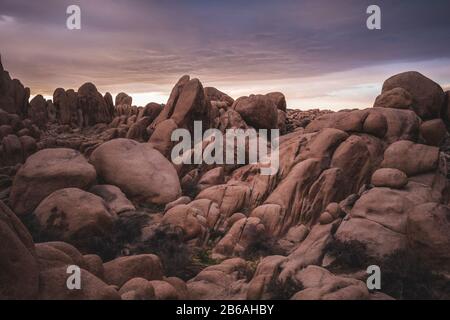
[1,55,450,300]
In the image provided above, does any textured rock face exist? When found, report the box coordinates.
[382,71,445,120]
[0,201,39,299]
[90,138,181,205]
[9,148,97,216]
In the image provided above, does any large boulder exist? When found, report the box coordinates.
[115,92,132,106]
[204,87,234,108]
[0,201,39,299]
[103,254,164,287]
[381,140,439,176]
[119,278,156,300]
[212,217,266,259]
[381,71,445,120]
[161,204,207,241]
[371,168,408,189]
[33,188,116,250]
[9,148,97,216]
[38,266,120,300]
[233,94,278,129]
[89,184,135,215]
[90,139,181,205]
[332,185,439,258]
[266,92,287,112]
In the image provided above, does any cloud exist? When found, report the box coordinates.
[0,0,449,109]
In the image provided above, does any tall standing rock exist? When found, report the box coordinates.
[78,82,112,126]
[53,88,78,125]
[0,56,30,116]
[148,76,212,156]
[29,94,48,128]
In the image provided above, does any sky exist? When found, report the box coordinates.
[1,0,450,110]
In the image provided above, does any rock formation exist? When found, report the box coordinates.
[1,59,450,300]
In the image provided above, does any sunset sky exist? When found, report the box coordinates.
[1,0,449,110]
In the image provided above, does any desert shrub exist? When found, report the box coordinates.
[182,179,199,199]
[22,210,150,261]
[20,213,48,243]
[325,240,450,299]
[242,230,283,261]
[324,239,374,271]
[139,202,165,213]
[193,248,218,267]
[267,273,304,300]
[135,224,195,280]
[379,250,450,300]
[93,211,150,261]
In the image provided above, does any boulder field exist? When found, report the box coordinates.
[0,58,449,300]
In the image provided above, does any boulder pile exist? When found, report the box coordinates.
[1,58,450,300]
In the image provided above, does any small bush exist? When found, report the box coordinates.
[22,211,150,261]
[182,180,199,199]
[242,231,283,261]
[267,274,304,300]
[193,248,218,266]
[325,239,374,271]
[135,224,195,280]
